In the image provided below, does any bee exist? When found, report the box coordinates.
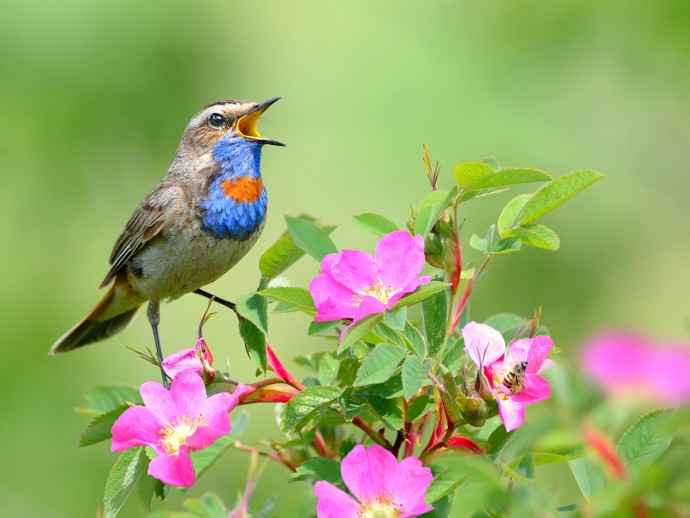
[502,361,528,394]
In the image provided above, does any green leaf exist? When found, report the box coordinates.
[464,167,552,191]
[520,169,604,225]
[308,320,340,336]
[291,457,343,484]
[407,394,433,422]
[338,388,366,420]
[238,319,267,373]
[136,472,164,512]
[236,292,268,334]
[353,213,399,236]
[401,322,427,358]
[425,469,465,504]
[259,219,336,279]
[285,215,338,261]
[79,405,129,447]
[402,356,431,400]
[383,306,407,331]
[569,457,604,502]
[281,386,342,432]
[76,385,142,417]
[354,343,405,386]
[503,224,560,251]
[318,354,340,386]
[414,190,456,237]
[441,337,463,372]
[258,286,316,315]
[423,288,448,356]
[103,447,149,518]
[367,396,404,429]
[390,281,449,311]
[484,313,523,340]
[485,424,513,456]
[497,194,531,235]
[490,237,521,255]
[454,162,495,188]
[617,409,674,469]
[337,313,384,354]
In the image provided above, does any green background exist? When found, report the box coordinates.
[1,1,688,516]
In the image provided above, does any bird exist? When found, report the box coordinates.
[50,98,284,384]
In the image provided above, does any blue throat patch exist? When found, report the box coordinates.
[200,137,267,240]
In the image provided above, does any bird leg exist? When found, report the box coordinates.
[147,299,169,388]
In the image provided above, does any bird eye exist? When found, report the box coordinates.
[208,113,225,128]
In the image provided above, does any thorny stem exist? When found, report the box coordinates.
[352,416,391,449]
[448,254,492,335]
[313,429,329,458]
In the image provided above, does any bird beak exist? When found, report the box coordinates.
[237,97,285,146]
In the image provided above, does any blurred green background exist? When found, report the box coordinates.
[1,0,689,516]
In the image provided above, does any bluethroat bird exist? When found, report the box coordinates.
[51,98,284,384]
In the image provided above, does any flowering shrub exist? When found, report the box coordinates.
[73,151,690,517]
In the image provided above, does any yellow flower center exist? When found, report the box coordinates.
[358,491,402,518]
[158,414,208,455]
[352,280,393,307]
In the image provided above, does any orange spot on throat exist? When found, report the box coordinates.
[221,176,263,203]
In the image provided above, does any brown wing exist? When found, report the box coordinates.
[100,179,184,287]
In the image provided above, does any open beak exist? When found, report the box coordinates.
[237,97,285,146]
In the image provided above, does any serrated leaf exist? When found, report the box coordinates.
[482,156,501,170]
[367,396,404,430]
[402,356,431,400]
[425,469,465,504]
[454,162,495,188]
[291,457,343,484]
[485,424,513,456]
[383,307,407,331]
[281,386,342,432]
[414,189,456,237]
[497,194,531,235]
[285,215,338,261]
[353,213,399,236]
[236,292,268,334]
[441,337,463,372]
[464,167,551,191]
[76,385,142,417]
[423,288,448,356]
[520,169,604,225]
[503,224,560,251]
[135,472,163,511]
[489,237,521,255]
[258,286,316,315]
[390,281,449,311]
[318,354,339,386]
[354,343,405,386]
[407,394,433,422]
[337,313,384,354]
[401,322,426,358]
[79,405,129,447]
[259,220,336,279]
[308,320,340,336]
[569,457,604,502]
[104,447,149,518]
[238,319,267,373]
[617,409,673,469]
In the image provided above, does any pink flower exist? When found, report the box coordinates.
[314,444,434,518]
[161,337,216,381]
[581,332,690,406]
[309,231,432,327]
[111,371,249,487]
[462,321,553,432]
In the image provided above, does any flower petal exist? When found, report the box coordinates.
[111,405,164,452]
[330,250,379,293]
[314,481,359,518]
[188,384,250,450]
[169,371,207,416]
[341,444,396,501]
[526,335,554,373]
[386,456,434,516]
[353,295,386,322]
[497,397,526,432]
[161,347,202,379]
[462,322,505,367]
[148,450,196,487]
[374,231,426,290]
[387,275,433,306]
[310,273,358,321]
[511,374,551,404]
[140,380,177,422]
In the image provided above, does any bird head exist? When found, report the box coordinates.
[178,98,284,157]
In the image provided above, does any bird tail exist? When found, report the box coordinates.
[50,273,144,354]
